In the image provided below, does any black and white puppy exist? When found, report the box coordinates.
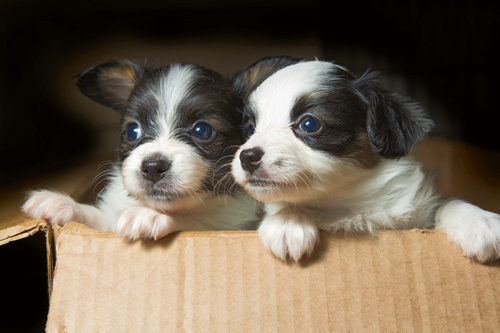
[231,56,500,262]
[23,60,260,239]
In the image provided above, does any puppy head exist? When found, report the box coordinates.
[231,57,433,203]
[76,60,243,211]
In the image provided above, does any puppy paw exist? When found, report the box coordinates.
[258,214,319,262]
[436,200,500,262]
[116,207,177,240]
[22,190,81,227]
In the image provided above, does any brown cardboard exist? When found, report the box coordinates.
[46,223,500,332]
[1,137,500,332]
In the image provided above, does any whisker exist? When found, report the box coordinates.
[214,154,235,167]
[210,163,232,186]
[95,184,110,201]
[97,160,115,169]
[214,172,233,195]
[295,173,310,197]
[187,187,205,206]
[222,145,240,154]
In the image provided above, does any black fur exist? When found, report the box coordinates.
[353,70,434,158]
[290,84,368,157]
[75,60,147,113]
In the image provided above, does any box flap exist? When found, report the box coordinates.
[47,222,500,332]
[0,217,48,246]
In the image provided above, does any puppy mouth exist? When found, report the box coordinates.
[249,178,277,186]
[247,178,290,189]
[141,182,204,202]
[144,190,183,202]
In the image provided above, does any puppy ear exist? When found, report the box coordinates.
[354,70,434,158]
[75,60,147,113]
[231,56,300,99]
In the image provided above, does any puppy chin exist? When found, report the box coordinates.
[138,192,211,213]
[242,182,293,204]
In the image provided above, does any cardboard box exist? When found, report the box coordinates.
[1,137,500,332]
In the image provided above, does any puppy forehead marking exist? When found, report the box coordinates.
[249,61,339,125]
[153,64,199,137]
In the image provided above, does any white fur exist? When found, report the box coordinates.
[153,64,196,137]
[22,190,106,231]
[249,61,337,126]
[258,211,319,262]
[435,200,500,262]
[232,60,500,263]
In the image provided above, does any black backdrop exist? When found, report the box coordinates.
[1,1,500,189]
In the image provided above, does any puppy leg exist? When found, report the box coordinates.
[258,213,319,262]
[116,206,179,240]
[435,199,500,262]
[22,190,109,231]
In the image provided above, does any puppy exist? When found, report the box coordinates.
[23,60,260,239]
[231,56,500,262]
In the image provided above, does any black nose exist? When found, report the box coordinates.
[141,158,171,184]
[239,147,265,174]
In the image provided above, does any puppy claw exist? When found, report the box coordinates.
[258,214,319,262]
[116,206,177,240]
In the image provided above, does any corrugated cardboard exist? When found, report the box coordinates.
[47,223,500,332]
[1,137,500,332]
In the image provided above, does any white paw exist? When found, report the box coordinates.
[22,190,80,227]
[258,214,319,262]
[116,206,177,240]
[436,200,500,262]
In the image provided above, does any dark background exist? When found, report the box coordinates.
[1,1,499,331]
[1,1,500,190]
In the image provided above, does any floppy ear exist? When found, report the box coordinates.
[230,56,300,99]
[75,60,147,113]
[354,70,434,159]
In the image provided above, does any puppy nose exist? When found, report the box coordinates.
[141,158,171,183]
[240,147,265,174]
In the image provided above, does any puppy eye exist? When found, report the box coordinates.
[192,123,214,141]
[299,117,321,133]
[126,123,142,141]
[247,126,255,138]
